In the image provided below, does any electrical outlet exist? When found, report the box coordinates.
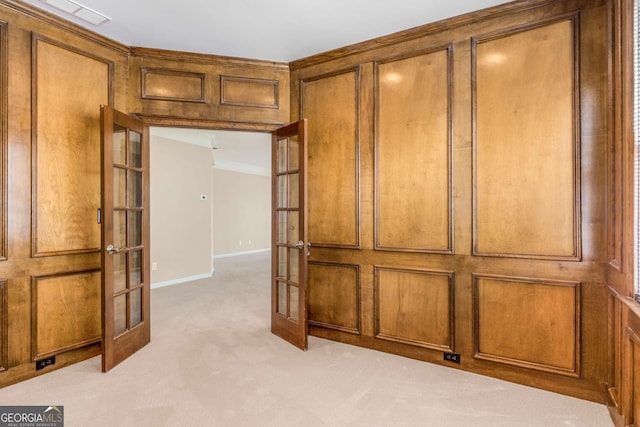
[443,352,461,364]
[36,356,56,371]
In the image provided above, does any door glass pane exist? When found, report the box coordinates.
[289,137,299,171]
[129,211,142,247]
[278,212,287,244]
[288,211,299,244]
[278,247,287,278]
[129,170,143,208]
[129,250,142,286]
[289,173,299,209]
[113,125,126,165]
[278,281,287,316]
[278,138,287,173]
[277,175,287,208]
[113,210,126,248]
[114,167,127,208]
[130,288,142,328]
[290,285,299,322]
[290,248,299,283]
[113,252,127,293]
[113,294,127,337]
[129,131,142,168]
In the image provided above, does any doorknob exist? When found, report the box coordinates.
[294,240,304,249]
[106,244,124,255]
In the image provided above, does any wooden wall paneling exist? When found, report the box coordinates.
[474,274,580,376]
[141,68,205,103]
[473,17,580,259]
[301,69,360,248]
[308,262,360,333]
[0,280,6,371]
[32,35,112,256]
[0,20,6,261]
[31,270,101,360]
[375,46,453,253]
[375,266,454,351]
[130,48,290,130]
[221,75,279,108]
[608,291,623,413]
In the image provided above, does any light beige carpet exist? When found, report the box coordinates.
[0,251,613,426]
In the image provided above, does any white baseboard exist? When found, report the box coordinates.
[212,248,270,259]
[151,272,213,290]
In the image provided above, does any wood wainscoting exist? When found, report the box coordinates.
[291,0,609,403]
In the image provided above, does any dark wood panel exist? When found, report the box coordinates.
[375,47,452,253]
[31,270,101,360]
[32,35,112,256]
[221,75,278,108]
[473,18,579,259]
[141,68,205,103]
[474,274,580,376]
[302,69,360,248]
[375,266,454,351]
[308,262,360,333]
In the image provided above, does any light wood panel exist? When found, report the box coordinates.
[376,267,453,351]
[141,68,205,102]
[308,262,359,333]
[31,270,101,360]
[221,76,279,108]
[32,36,111,256]
[302,70,359,247]
[0,280,5,371]
[474,274,580,375]
[375,47,452,252]
[473,18,579,259]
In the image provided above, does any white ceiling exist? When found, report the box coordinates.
[21,0,507,62]
[20,0,508,174]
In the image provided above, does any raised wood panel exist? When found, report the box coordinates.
[0,280,5,371]
[375,47,452,253]
[221,75,278,108]
[32,36,111,256]
[0,21,5,261]
[474,274,580,376]
[473,18,579,259]
[375,267,453,351]
[31,270,101,360]
[308,262,359,333]
[302,70,359,247]
[141,68,205,103]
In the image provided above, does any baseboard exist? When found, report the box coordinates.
[151,272,213,289]
[212,248,270,259]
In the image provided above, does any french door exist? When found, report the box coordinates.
[100,105,151,371]
[271,120,309,350]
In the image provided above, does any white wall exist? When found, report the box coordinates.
[150,135,213,287]
[212,168,271,257]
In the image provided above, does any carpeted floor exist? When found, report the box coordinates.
[0,251,613,426]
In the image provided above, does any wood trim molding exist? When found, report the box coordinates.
[0,0,129,55]
[130,46,289,69]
